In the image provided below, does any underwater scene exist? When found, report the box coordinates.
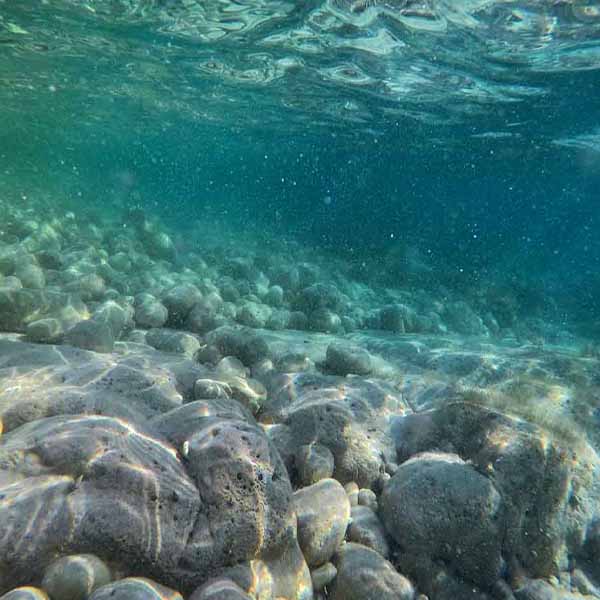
[3,1,600,599]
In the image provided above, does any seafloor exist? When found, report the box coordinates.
[1,198,600,600]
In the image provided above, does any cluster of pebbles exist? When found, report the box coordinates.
[1,199,600,600]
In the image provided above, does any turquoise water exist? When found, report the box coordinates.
[3,2,600,600]
[3,1,600,332]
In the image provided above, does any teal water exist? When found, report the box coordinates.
[3,1,600,333]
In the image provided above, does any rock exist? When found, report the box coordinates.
[265,286,284,307]
[220,375,266,414]
[109,252,132,272]
[379,304,408,333]
[145,328,200,357]
[347,505,390,558]
[297,283,342,313]
[215,356,247,379]
[288,311,308,331]
[194,378,232,401]
[513,579,584,600]
[134,295,168,329]
[265,373,398,488]
[0,288,42,332]
[344,482,359,506]
[64,319,115,353]
[237,301,272,328]
[0,589,49,600]
[219,535,312,600]
[293,478,350,567]
[309,309,342,333]
[271,266,300,291]
[189,579,251,600]
[42,554,111,600]
[331,543,415,600]
[186,303,220,335]
[310,563,337,592]
[205,327,270,366]
[380,452,504,588]
[89,578,182,600]
[26,318,63,343]
[69,273,106,301]
[274,353,312,373]
[2,276,22,289]
[295,444,334,486]
[93,301,133,339]
[15,263,45,289]
[0,415,200,593]
[357,488,377,510]
[444,301,488,336]
[324,343,372,376]
[266,310,290,331]
[162,284,202,325]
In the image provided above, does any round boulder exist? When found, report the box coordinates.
[380,452,504,588]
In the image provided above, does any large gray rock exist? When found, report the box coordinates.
[391,402,592,583]
[0,415,200,593]
[331,543,415,600]
[380,452,504,588]
[293,478,350,567]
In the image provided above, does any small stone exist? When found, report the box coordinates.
[294,478,351,567]
[89,578,182,600]
[215,356,247,379]
[358,488,378,511]
[331,543,415,600]
[265,286,284,307]
[194,378,231,401]
[189,578,251,600]
[311,563,337,592]
[347,505,390,558]
[344,482,359,506]
[0,588,49,600]
[42,554,111,600]
[296,444,335,486]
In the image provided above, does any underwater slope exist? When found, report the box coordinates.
[1,197,600,600]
